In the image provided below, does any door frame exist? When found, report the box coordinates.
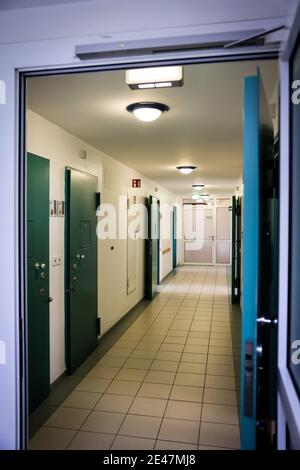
[15,48,281,450]
[277,2,300,450]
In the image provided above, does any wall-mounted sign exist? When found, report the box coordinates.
[132,178,141,188]
[50,200,65,217]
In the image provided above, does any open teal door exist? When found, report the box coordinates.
[65,168,98,373]
[241,69,276,449]
[27,153,50,413]
[146,195,160,299]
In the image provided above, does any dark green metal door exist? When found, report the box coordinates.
[65,168,98,374]
[27,153,50,414]
[146,195,160,299]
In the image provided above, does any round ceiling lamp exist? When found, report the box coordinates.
[192,184,205,190]
[126,102,169,122]
[176,166,197,175]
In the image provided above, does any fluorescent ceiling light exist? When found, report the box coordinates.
[192,194,200,200]
[126,66,183,89]
[192,184,205,190]
[126,102,169,122]
[176,166,197,175]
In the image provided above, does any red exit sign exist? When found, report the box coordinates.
[132,179,141,188]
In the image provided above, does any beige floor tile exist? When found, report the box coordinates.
[158,418,199,444]
[62,391,101,410]
[177,361,206,375]
[81,410,125,434]
[181,353,207,364]
[67,431,114,450]
[44,407,89,430]
[115,368,147,382]
[98,356,127,367]
[160,343,185,353]
[130,349,157,360]
[144,370,176,385]
[167,330,189,337]
[184,345,208,354]
[203,388,237,406]
[29,427,76,450]
[165,400,202,421]
[175,372,205,387]
[170,385,203,403]
[94,394,134,413]
[205,375,236,390]
[124,358,152,370]
[201,403,239,425]
[207,355,234,366]
[115,340,139,349]
[138,382,172,399]
[87,366,120,379]
[199,422,240,449]
[206,363,235,377]
[186,337,209,346]
[76,377,111,393]
[136,342,161,351]
[209,346,233,355]
[198,444,231,450]
[119,414,162,439]
[106,347,132,358]
[163,336,186,345]
[155,440,198,450]
[129,397,167,417]
[106,380,141,396]
[151,360,179,372]
[111,435,155,450]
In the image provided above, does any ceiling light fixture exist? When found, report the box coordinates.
[176,166,197,175]
[192,194,201,200]
[126,66,183,90]
[192,184,205,190]
[126,102,169,122]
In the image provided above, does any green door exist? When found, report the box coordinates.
[27,153,50,414]
[146,195,160,299]
[65,168,98,374]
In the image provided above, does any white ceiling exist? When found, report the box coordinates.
[27,60,278,196]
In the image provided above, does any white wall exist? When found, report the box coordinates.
[27,109,181,384]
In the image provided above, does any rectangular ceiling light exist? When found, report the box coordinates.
[126,66,183,90]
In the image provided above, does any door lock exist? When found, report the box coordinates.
[40,288,46,296]
[40,272,46,279]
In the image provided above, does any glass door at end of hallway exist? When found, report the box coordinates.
[183,199,232,266]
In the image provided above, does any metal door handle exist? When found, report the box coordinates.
[41,263,47,270]
[34,262,41,270]
[76,254,85,260]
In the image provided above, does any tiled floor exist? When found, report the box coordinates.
[30,265,240,450]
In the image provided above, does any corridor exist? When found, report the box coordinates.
[30,266,240,450]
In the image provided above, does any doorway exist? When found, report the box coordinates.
[22,58,279,450]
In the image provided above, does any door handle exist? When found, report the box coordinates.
[75,254,85,260]
[257,317,278,327]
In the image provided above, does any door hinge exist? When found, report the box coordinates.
[96,317,101,336]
